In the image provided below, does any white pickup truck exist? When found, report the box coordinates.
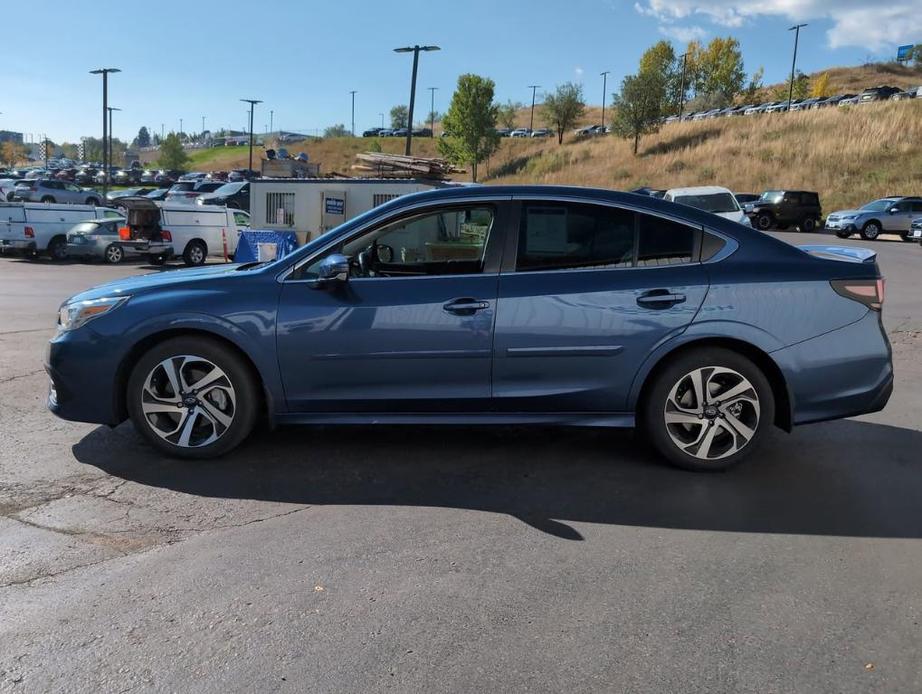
[0,202,124,259]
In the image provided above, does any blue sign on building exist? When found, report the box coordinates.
[325,197,345,215]
[897,44,914,61]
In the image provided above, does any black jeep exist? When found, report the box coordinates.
[747,190,823,232]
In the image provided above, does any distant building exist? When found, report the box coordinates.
[0,130,24,145]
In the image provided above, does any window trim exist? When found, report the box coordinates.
[504,196,715,274]
[282,198,511,283]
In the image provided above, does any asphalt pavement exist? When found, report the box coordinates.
[1,233,920,693]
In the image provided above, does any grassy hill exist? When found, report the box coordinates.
[144,62,922,211]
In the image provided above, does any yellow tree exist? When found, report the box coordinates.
[811,72,831,98]
[1,141,27,168]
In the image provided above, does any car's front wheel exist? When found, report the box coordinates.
[834,229,852,239]
[127,337,258,459]
[861,221,881,240]
[756,213,774,230]
[104,244,124,264]
[642,348,775,471]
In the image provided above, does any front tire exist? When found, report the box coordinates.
[47,236,68,261]
[40,196,56,204]
[126,337,258,459]
[860,221,881,240]
[756,213,774,231]
[642,348,775,472]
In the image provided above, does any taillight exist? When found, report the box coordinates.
[118,226,131,240]
[161,230,172,242]
[24,226,34,238]
[831,278,885,311]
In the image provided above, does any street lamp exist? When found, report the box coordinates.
[677,52,688,115]
[349,90,357,137]
[89,67,120,198]
[600,71,610,129]
[107,106,121,171]
[393,45,440,155]
[787,24,808,111]
[427,87,438,137]
[528,85,541,133]
[270,110,274,135]
[379,113,385,128]
[240,99,262,173]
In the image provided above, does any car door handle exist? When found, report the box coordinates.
[443,298,491,315]
[636,290,686,308]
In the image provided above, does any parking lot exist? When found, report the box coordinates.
[1,231,921,692]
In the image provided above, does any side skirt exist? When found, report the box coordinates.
[274,412,636,428]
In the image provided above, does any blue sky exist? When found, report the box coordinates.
[2,0,917,144]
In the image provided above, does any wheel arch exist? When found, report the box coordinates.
[113,327,270,424]
[862,218,882,230]
[184,237,208,254]
[633,336,793,432]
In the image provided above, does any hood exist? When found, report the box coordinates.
[829,209,861,217]
[66,263,248,303]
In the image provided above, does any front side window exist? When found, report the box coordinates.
[297,206,494,280]
[516,203,634,271]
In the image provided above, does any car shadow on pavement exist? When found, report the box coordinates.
[73,418,922,541]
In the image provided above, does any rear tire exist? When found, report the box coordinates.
[149,254,167,266]
[182,240,207,266]
[40,196,55,204]
[47,236,68,261]
[126,337,258,459]
[104,244,124,264]
[801,217,817,233]
[86,197,100,206]
[641,347,775,472]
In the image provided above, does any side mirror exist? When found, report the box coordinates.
[888,207,899,214]
[314,253,349,287]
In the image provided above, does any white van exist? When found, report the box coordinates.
[663,186,751,226]
[0,202,124,259]
[113,199,251,266]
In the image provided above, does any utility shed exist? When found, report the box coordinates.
[248,178,443,242]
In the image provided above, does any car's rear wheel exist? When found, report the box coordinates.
[86,197,100,206]
[801,216,817,232]
[47,236,68,261]
[104,244,124,264]
[756,213,774,230]
[182,240,207,266]
[861,221,881,240]
[127,337,258,459]
[40,196,55,204]
[642,348,775,471]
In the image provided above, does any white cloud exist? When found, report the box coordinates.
[658,23,707,42]
[634,1,922,51]
[574,66,585,78]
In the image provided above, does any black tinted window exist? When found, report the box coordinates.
[516,203,634,271]
[911,202,922,213]
[637,214,695,266]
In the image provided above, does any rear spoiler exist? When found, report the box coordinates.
[798,245,877,264]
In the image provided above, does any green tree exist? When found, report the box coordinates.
[136,126,151,148]
[541,82,585,144]
[390,105,408,129]
[612,69,666,155]
[323,124,349,138]
[811,71,831,98]
[157,133,190,170]
[437,74,500,182]
[691,37,746,105]
[743,66,764,101]
[911,45,922,67]
[497,100,521,130]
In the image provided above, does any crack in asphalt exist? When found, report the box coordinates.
[0,369,44,386]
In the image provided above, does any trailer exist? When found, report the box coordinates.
[248,178,444,242]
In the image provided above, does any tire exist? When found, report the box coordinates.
[103,244,124,264]
[756,213,774,231]
[899,231,910,242]
[641,347,775,472]
[860,221,881,240]
[835,229,852,239]
[40,196,55,204]
[801,217,817,233]
[47,236,68,261]
[86,197,100,206]
[126,336,259,459]
[149,254,167,266]
[182,240,207,266]
[5,192,13,202]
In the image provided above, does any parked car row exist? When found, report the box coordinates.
[663,84,922,124]
[362,127,433,138]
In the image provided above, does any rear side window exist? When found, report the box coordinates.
[911,202,922,213]
[516,203,634,271]
[637,214,695,266]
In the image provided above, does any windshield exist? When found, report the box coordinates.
[759,191,784,203]
[861,199,895,212]
[213,182,245,196]
[674,193,740,214]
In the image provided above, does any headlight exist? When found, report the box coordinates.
[840,214,858,220]
[58,296,129,331]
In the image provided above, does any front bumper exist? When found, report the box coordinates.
[824,219,858,232]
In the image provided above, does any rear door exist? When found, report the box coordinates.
[887,200,919,232]
[492,199,709,412]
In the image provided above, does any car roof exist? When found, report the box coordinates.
[665,186,733,197]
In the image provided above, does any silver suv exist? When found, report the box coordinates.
[825,196,922,241]
[11,179,102,206]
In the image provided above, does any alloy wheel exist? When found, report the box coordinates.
[105,245,123,264]
[663,366,761,462]
[863,223,880,240]
[140,355,236,448]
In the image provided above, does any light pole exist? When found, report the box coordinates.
[427,86,438,137]
[179,118,183,141]
[89,67,120,198]
[270,110,274,135]
[349,90,357,137]
[202,115,206,139]
[788,24,808,111]
[379,113,385,128]
[240,99,262,173]
[160,123,164,141]
[599,71,610,128]
[107,106,121,170]
[393,44,440,155]
[528,85,540,133]
[677,52,688,115]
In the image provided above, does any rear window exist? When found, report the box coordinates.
[71,222,100,234]
[637,215,695,266]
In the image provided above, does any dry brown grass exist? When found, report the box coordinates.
[484,99,922,211]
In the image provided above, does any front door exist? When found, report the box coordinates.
[277,202,506,412]
[493,200,710,412]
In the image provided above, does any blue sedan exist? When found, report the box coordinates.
[46,186,892,471]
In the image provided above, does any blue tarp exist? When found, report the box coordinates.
[235,230,299,263]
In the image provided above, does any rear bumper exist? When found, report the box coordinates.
[772,310,893,425]
[0,239,37,251]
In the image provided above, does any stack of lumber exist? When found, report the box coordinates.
[352,152,462,179]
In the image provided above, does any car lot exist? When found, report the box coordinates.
[1,229,921,690]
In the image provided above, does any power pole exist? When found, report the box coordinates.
[240,99,262,173]
[678,52,688,115]
[394,45,440,155]
[528,85,540,132]
[350,90,357,136]
[428,86,438,136]
[600,71,610,128]
[788,24,808,111]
